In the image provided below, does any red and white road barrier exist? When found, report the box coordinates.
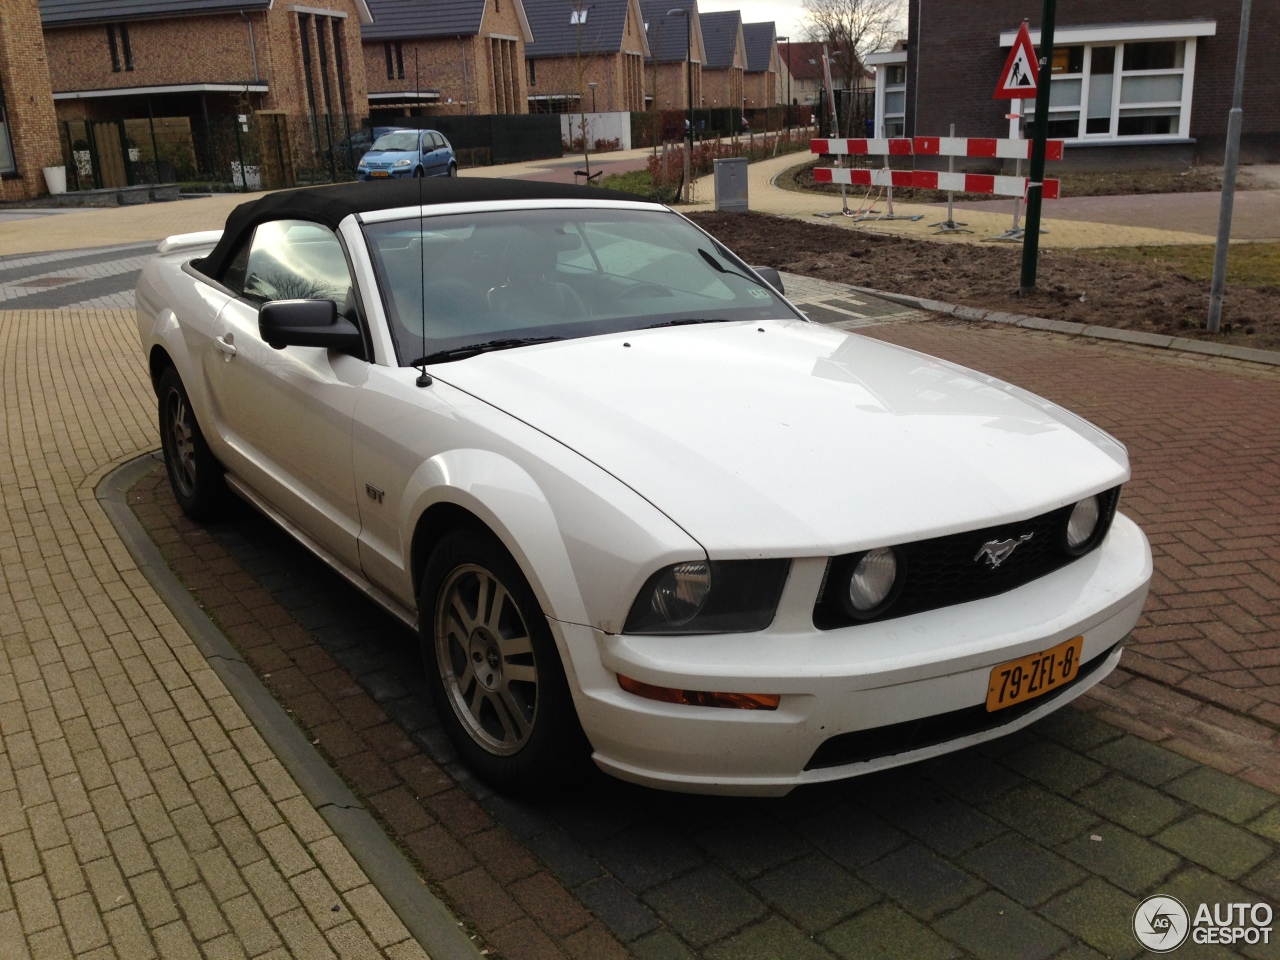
[811,138,915,157]
[813,167,917,189]
[911,170,1060,200]
[912,136,1064,161]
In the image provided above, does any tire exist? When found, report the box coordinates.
[157,365,225,520]
[420,527,589,796]
[447,162,458,177]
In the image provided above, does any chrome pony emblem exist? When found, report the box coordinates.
[975,533,1034,569]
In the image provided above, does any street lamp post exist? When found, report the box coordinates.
[587,80,598,113]
[777,36,790,138]
[667,7,693,203]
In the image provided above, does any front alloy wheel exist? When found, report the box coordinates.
[420,528,589,795]
[435,563,538,755]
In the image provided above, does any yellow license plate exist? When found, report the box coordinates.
[986,636,1083,712]
[371,170,390,177]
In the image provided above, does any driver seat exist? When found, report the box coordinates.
[488,229,588,324]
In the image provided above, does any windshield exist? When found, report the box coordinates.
[362,207,801,366]
[371,131,420,152]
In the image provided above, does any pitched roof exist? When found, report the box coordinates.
[524,0,646,59]
[639,0,703,64]
[40,0,270,26]
[699,10,741,70]
[362,0,515,41]
[777,41,830,82]
[741,21,776,73]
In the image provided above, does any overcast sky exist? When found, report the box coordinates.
[696,0,809,41]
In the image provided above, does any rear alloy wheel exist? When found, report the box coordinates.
[157,366,225,520]
[420,528,588,795]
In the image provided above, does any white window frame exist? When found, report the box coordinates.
[1002,21,1213,144]
[867,49,908,138]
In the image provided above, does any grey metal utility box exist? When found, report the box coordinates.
[713,157,749,212]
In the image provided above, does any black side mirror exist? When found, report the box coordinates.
[259,299,364,357]
[752,266,784,295]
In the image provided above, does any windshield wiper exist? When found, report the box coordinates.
[412,336,563,365]
[698,247,763,286]
[644,317,734,329]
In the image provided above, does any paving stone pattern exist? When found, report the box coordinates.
[129,442,1280,960]
[0,307,430,959]
[0,245,150,310]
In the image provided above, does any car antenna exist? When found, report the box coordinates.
[414,47,432,388]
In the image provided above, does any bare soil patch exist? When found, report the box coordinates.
[690,211,1280,350]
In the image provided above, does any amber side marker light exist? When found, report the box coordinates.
[617,675,780,710]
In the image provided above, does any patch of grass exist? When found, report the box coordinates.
[600,168,675,202]
[1081,242,1280,287]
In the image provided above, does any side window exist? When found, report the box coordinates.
[241,219,354,306]
[220,237,252,294]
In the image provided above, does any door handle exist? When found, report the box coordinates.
[215,334,237,358]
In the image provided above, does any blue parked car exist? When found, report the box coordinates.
[357,129,457,180]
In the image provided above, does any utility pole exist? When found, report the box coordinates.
[1018,0,1056,295]
[667,7,694,203]
[1208,0,1252,333]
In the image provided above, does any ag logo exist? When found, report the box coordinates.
[1134,895,1190,952]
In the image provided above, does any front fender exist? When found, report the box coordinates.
[403,449,589,625]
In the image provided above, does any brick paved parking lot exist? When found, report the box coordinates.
[120,304,1280,960]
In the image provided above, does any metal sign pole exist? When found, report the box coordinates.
[1019,0,1056,293]
[1207,0,1252,333]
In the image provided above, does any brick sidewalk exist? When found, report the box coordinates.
[0,308,430,958]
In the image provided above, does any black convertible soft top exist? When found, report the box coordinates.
[192,177,647,280]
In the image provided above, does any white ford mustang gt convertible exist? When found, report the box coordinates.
[136,178,1152,796]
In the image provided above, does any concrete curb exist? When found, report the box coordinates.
[97,452,483,960]
[844,284,1280,367]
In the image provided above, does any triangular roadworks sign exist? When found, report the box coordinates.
[995,22,1039,99]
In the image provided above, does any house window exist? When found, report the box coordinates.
[571,8,588,25]
[882,64,906,137]
[527,58,536,86]
[385,40,404,80]
[0,76,15,175]
[106,23,134,72]
[1026,38,1194,140]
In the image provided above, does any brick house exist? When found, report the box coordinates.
[742,21,780,110]
[1,0,62,200]
[698,10,745,116]
[40,0,373,184]
[639,0,704,113]
[361,0,532,117]
[777,41,827,110]
[523,0,649,114]
[874,0,1279,167]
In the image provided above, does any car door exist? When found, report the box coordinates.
[204,219,367,570]
[424,132,447,176]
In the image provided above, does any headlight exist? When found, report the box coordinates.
[848,547,898,612]
[392,158,412,167]
[624,560,790,635]
[1065,495,1102,553]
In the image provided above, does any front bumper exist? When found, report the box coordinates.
[358,168,413,180]
[555,512,1151,796]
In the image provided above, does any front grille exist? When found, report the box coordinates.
[813,487,1120,629]
[804,642,1119,770]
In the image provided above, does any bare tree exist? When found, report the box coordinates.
[801,0,903,94]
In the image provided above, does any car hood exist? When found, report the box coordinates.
[362,149,415,161]
[432,319,1130,555]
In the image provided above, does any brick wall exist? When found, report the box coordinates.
[0,0,62,200]
[651,61,701,111]
[743,70,778,108]
[528,54,628,112]
[907,0,1279,163]
[702,66,743,112]
[44,15,262,93]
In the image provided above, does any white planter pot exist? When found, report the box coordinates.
[43,166,67,195]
